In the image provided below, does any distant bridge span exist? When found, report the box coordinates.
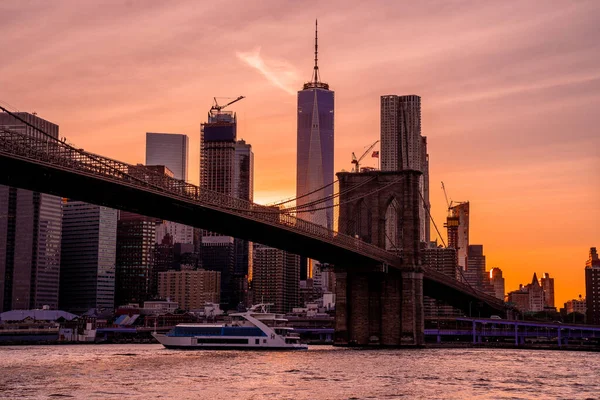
[0,127,505,320]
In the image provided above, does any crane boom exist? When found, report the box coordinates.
[211,96,245,113]
[441,181,451,209]
[351,140,379,172]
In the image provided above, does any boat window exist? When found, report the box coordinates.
[196,338,249,344]
[222,327,266,337]
[167,326,222,337]
[255,339,260,345]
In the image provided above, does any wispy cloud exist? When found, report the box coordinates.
[236,47,298,95]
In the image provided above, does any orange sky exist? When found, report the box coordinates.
[1,1,598,306]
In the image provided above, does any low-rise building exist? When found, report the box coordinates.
[158,269,220,311]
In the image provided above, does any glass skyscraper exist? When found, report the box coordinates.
[145,132,194,246]
[296,21,335,232]
[60,201,117,314]
[145,132,189,181]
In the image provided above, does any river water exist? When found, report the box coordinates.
[0,344,598,399]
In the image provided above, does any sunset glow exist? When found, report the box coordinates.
[1,0,598,306]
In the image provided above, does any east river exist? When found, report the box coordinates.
[1,345,599,399]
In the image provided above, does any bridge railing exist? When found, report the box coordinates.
[0,127,398,266]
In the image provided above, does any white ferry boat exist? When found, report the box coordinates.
[152,304,307,350]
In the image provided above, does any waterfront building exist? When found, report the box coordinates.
[541,272,555,309]
[158,269,220,311]
[115,211,160,306]
[380,94,430,243]
[0,112,62,312]
[200,104,253,309]
[564,298,586,315]
[528,273,545,312]
[60,200,117,314]
[507,288,530,312]
[252,244,301,314]
[445,202,469,269]
[489,267,505,301]
[507,273,551,313]
[585,247,600,325]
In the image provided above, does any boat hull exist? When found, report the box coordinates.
[152,333,307,351]
[162,344,307,351]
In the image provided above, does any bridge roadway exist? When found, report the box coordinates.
[0,127,504,313]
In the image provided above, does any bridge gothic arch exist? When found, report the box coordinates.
[383,197,401,252]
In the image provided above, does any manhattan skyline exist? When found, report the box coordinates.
[1,1,599,306]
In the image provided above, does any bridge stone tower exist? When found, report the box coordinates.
[335,170,424,346]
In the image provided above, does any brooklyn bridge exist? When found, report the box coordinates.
[0,116,507,347]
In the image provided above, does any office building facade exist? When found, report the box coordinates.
[0,112,62,312]
[200,111,253,308]
[145,132,189,181]
[252,244,301,314]
[541,272,555,309]
[146,133,194,247]
[158,269,220,311]
[380,94,430,243]
[585,247,600,325]
[60,201,117,314]
[115,211,159,306]
[489,267,505,301]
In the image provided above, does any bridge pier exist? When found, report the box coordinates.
[334,268,424,347]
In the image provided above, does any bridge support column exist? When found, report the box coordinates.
[334,271,348,345]
[334,268,424,347]
[381,271,402,346]
[400,270,424,346]
[349,272,370,344]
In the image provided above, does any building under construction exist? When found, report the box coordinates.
[445,201,470,270]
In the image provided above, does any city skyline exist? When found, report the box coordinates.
[1,1,599,306]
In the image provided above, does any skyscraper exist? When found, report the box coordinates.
[585,247,600,325]
[115,211,160,306]
[296,20,335,231]
[465,244,486,289]
[146,133,194,245]
[200,102,253,309]
[252,244,300,314]
[145,132,189,181]
[541,272,555,309]
[60,201,117,314]
[0,112,62,312]
[445,202,470,269]
[380,95,430,243]
[489,268,505,301]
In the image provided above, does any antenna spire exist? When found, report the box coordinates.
[303,19,329,90]
[312,19,320,83]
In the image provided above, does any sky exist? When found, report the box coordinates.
[1,0,599,306]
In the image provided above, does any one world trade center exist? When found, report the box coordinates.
[296,20,334,234]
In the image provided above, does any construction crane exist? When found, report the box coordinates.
[441,181,451,210]
[441,181,467,215]
[351,140,379,172]
[210,96,245,115]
